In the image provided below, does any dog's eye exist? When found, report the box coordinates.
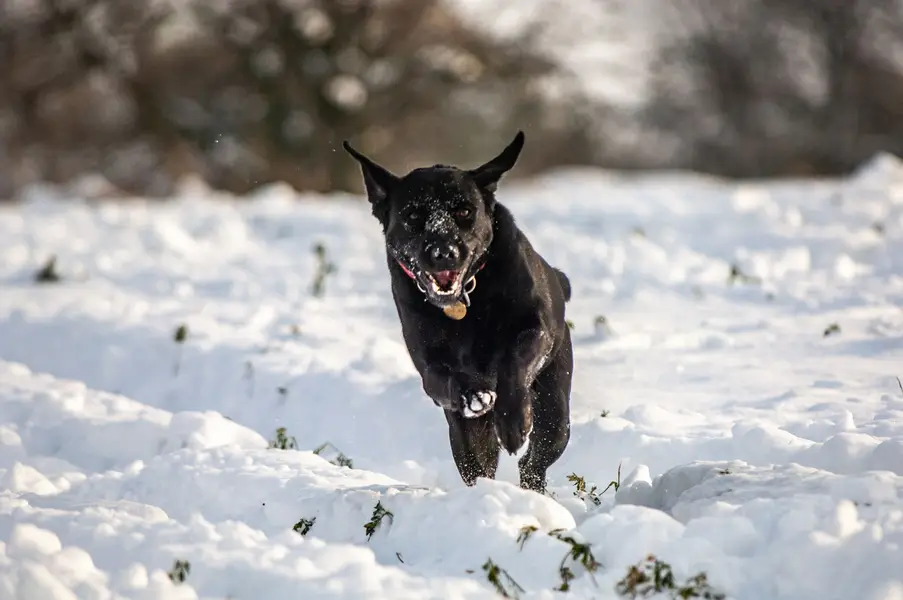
[454,207,472,219]
[406,212,423,225]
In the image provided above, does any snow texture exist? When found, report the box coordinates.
[1,155,903,599]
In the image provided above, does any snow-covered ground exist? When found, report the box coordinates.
[1,155,903,599]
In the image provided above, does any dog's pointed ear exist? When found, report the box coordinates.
[468,131,525,193]
[342,140,399,205]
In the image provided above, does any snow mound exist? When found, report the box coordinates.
[851,151,903,188]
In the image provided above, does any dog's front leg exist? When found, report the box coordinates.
[494,327,553,454]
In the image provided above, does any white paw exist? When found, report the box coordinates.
[461,390,496,418]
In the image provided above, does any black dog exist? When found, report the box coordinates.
[343,132,573,492]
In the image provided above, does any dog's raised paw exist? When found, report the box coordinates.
[461,390,496,419]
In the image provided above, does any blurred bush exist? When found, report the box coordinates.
[0,0,597,199]
[4,0,903,200]
[642,0,903,178]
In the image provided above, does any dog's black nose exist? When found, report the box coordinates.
[426,241,460,267]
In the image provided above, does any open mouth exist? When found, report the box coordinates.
[424,270,464,295]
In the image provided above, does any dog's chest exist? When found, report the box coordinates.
[437,304,504,365]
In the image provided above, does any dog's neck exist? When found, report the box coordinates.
[486,203,521,263]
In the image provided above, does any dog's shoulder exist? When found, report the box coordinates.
[490,202,528,250]
[492,202,572,306]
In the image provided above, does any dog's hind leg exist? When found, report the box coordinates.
[518,332,573,493]
[445,410,500,486]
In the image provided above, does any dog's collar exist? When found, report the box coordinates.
[396,261,418,280]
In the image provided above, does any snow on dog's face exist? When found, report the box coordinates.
[343,132,525,308]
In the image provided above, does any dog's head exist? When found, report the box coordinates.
[343,132,525,308]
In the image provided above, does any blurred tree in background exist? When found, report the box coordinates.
[2,0,903,200]
[642,0,903,177]
[0,0,596,198]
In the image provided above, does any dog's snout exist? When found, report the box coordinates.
[424,240,461,268]
[429,243,459,262]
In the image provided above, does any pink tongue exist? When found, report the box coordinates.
[434,271,458,286]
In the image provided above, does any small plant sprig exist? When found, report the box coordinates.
[549,529,601,591]
[516,525,538,550]
[269,427,298,450]
[600,410,611,418]
[615,555,725,599]
[567,464,621,507]
[565,319,575,331]
[167,559,191,584]
[727,263,761,286]
[311,242,337,297]
[482,558,524,599]
[558,564,576,593]
[172,324,189,376]
[517,525,601,592]
[34,255,62,283]
[823,323,841,337]
[602,463,622,496]
[244,360,255,400]
[364,501,394,541]
[594,315,614,336]
[293,517,316,536]
[567,473,602,506]
[313,441,354,468]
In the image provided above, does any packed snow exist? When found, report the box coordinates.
[1,155,903,599]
